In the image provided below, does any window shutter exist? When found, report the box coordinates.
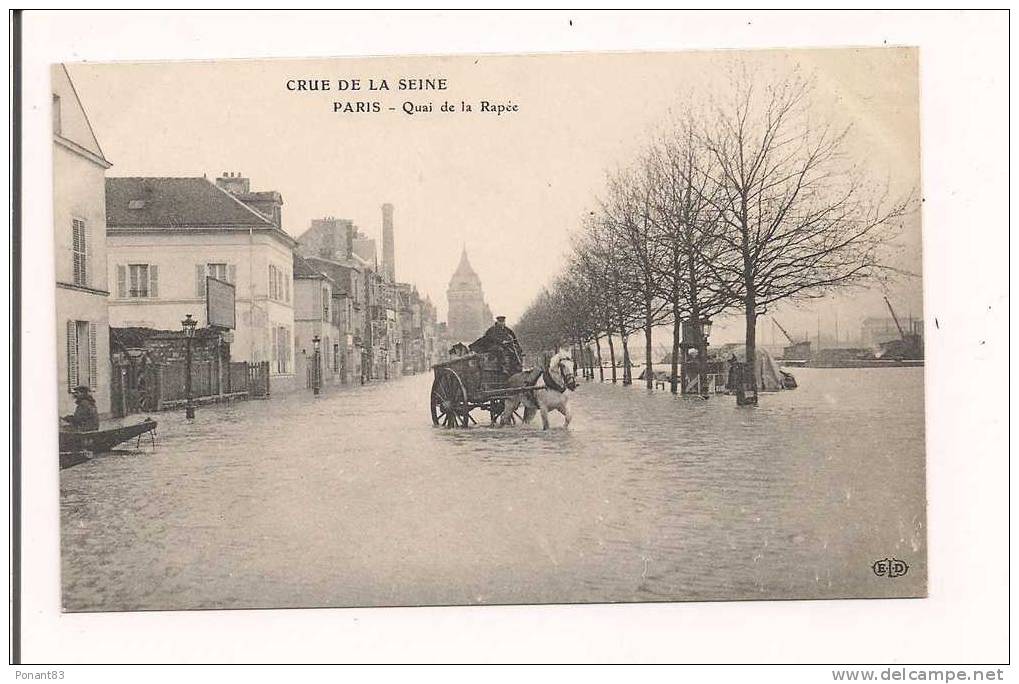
[149,264,159,298]
[227,264,237,285]
[66,320,77,390]
[82,219,90,286]
[268,266,274,300]
[285,272,291,303]
[88,322,98,389]
[196,264,206,298]
[71,220,81,285]
[117,265,126,298]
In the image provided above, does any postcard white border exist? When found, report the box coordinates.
[13,9,1011,665]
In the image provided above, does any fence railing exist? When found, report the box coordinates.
[113,359,271,415]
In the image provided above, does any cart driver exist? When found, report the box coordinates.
[470,316,523,374]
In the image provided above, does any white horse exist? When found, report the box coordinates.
[498,349,578,430]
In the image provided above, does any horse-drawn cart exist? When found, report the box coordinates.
[430,351,533,427]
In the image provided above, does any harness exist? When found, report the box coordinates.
[541,362,567,393]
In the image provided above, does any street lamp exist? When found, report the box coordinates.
[181,313,197,419]
[698,318,712,398]
[312,335,321,396]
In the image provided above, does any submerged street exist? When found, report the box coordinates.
[61,367,926,612]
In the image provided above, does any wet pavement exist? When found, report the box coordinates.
[61,367,926,611]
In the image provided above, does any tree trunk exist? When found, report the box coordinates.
[606,330,617,383]
[744,295,757,391]
[594,334,604,382]
[644,306,654,390]
[687,249,705,396]
[670,300,681,395]
[575,336,587,379]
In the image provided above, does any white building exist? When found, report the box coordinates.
[53,64,113,416]
[293,254,342,386]
[105,174,298,390]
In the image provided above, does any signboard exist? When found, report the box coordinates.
[206,276,236,330]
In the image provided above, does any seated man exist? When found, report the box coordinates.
[470,316,523,374]
[62,385,100,432]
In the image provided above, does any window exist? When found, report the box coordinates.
[71,218,87,286]
[322,287,330,321]
[197,263,233,297]
[52,94,61,135]
[66,320,97,390]
[118,264,159,298]
[273,325,292,374]
[268,264,291,304]
[269,264,281,301]
[208,263,228,282]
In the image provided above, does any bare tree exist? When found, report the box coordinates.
[696,68,912,392]
[602,165,671,389]
[646,122,735,394]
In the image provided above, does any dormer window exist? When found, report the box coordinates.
[128,199,146,210]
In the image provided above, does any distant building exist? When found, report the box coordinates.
[53,64,114,416]
[293,253,345,387]
[446,248,493,343]
[297,216,378,381]
[105,173,298,389]
[297,206,436,381]
[860,316,922,348]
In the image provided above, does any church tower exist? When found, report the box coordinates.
[446,247,492,342]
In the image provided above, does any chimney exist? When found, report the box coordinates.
[215,171,251,195]
[381,203,395,282]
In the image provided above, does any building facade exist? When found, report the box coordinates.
[297,206,439,382]
[446,248,492,343]
[105,173,298,390]
[293,254,342,388]
[53,64,114,417]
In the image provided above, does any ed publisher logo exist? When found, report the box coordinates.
[872,557,909,578]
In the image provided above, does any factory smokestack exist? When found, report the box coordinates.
[381,203,395,282]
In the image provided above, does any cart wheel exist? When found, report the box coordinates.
[430,370,469,428]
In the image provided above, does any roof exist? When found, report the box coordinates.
[293,253,331,282]
[453,247,478,278]
[303,256,357,294]
[54,65,110,166]
[106,177,277,229]
[236,190,282,203]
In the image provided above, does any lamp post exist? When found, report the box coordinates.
[312,335,321,396]
[181,313,197,419]
[698,318,713,398]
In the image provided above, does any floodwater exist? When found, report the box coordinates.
[60,367,926,612]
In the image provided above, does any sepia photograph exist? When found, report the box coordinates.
[50,46,928,613]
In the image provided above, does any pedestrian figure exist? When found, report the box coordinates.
[726,354,740,392]
[62,385,99,432]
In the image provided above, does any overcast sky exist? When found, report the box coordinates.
[69,47,922,344]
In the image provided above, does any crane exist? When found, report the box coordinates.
[772,318,798,345]
[772,318,811,362]
[880,296,923,360]
[883,296,906,340]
